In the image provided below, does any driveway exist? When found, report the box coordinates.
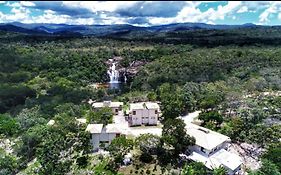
[180,110,201,125]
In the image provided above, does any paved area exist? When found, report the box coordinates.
[112,110,201,138]
[180,110,201,125]
[113,111,162,137]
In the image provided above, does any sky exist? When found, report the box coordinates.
[0,1,281,26]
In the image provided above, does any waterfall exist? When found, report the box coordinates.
[124,74,127,83]
[107,62,119,83]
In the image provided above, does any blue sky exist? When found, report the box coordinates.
[0,1,280,26]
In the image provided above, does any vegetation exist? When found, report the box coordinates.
[86,107,113,125]
[0,27,280,174]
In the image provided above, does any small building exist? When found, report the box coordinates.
[92,101,123,115]
[185,123,242,175]
[128,102,160,126]
[86,124,122,151]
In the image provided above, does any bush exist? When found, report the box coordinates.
[139,153,153,163]
[0,114,19,136]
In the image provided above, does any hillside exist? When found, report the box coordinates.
[0,27,280,175]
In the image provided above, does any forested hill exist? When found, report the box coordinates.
[0,24,280,174]
[104,26,281,47]
[2,22,281,47]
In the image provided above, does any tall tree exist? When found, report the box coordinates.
[161,118,195,157]
[107,135,133,169]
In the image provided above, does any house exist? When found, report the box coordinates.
[128,102,160,126]
[92,101,123,115]
[185,123,242,175]
[86,123,123,151]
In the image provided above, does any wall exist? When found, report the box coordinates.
[129,108,159,126]
[90,133,117,151]
[148,109,158,125]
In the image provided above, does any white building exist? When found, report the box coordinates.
[128,102,160,126]
[92,101,123,115]
[185,123,242,175]
[86,124,123,151]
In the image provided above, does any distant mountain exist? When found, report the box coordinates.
[0,22,263,37]
[0,24,49,35]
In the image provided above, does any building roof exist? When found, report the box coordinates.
[92,101,123,108]
[129,102,160,110]
[47,119,55,126]
[187,149,242,171]
[86,124,103,133]
[185,123,230,151]
[211,149,242,171]
[76,118,87,124]
[86,124,122,134]
[103,124,122,133]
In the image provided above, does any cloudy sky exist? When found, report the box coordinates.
[0,1,281,26]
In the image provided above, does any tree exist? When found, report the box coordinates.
[135,133,160,155]
[212,166,227,175]
[181,162,208,175]
[0,114,19,136]
[247,124,281,147]
[15,124,47,163]
[147,91,157,101]
[15,106,46,132]
[0,148,19,175]
[262,142,281,172]
[92,158,121,175]
[107,135,133,169]
[248,159,281,175]
[86,107,113,125]
[0,84,36,113]
[182,82,202,112]
[219,117,244,141]
[161,118,195,157]
[157,83,185,120]
[135,134,161,163]
[36,117,91,175]
[198,111,223,128]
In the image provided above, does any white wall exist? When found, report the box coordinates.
[189,140,229,156]
[129,108,159,126]
[129,109,143,126]
[90,133,117,151]
[148,109,158,125]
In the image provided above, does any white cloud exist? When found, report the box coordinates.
[6,1,21,7]
[147,1,243,25]
[20,1,35,7]
[0,1,5,4]
[237,6,248,13]
[62,1,138,13]
[0,6,30,23]
[1,1,281,26]
[259,2,281,23]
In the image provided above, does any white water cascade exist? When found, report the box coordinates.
[107,62,119,83]
[124,74,127,83]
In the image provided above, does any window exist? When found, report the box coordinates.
[200,147,206,153]
[151,117,155,119]
[133,111,136,115]
[155,110,158,114]
[100,141,109,144]
[116,133,121,137]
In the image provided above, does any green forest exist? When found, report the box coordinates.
[0,28,280,175]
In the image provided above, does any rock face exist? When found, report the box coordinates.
[228,142,265,173]
[125,60,146,77]
[106,56,146,82]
